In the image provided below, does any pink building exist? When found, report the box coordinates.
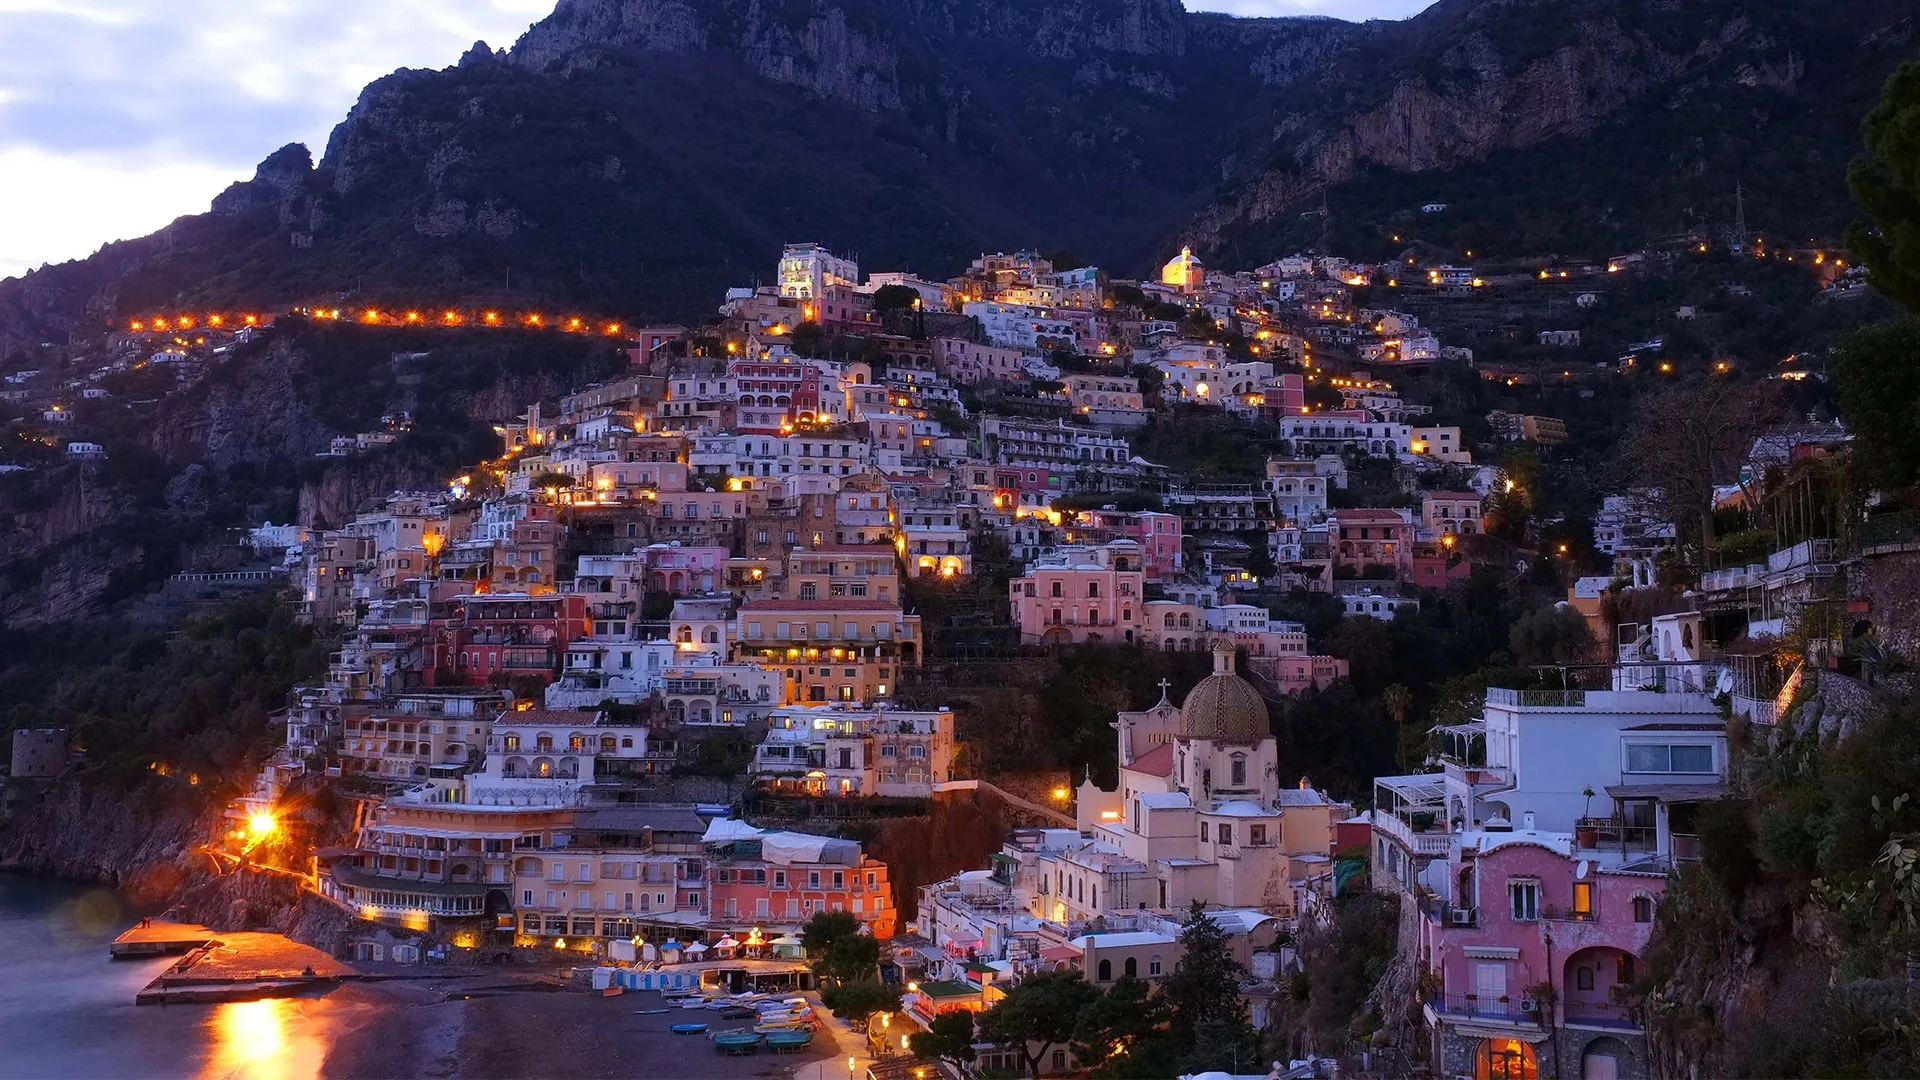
[936,338,1025,384]
[1081,509,1184,580]
[1008,540,1146,645]
[1332,508,1414,578]
[1418,831,1663,1080]
[1250,653,1349,695]
[638,544,730,594]
[1422,492,1485,535]
[1411,540,1473,586]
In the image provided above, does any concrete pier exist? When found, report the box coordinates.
[109,920,218,958]
[121,927,359,1005]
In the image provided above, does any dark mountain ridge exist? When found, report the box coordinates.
[0,0,1912,354]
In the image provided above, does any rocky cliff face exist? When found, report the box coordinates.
[1,0,1914,352]
[0,782,204,905]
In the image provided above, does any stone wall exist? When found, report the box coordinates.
[1847,548,1920,658]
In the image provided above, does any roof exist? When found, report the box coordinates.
[332,863,492,896]
[1071,931,1177,949]
[1123,742,1175,778]
[1138,792,1194,810]
[738,599,904,611]
[1332,508,1409,522]
[793,544,897,554]
[916,979,984,999]
[1209,799,1277,818]
[575,807,712,834]
[495,709,600,726]
[1605,782,1725,802]
[1622,722,1724,731]
[1275,788,1334,806]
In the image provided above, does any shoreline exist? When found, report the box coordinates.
[321,979,847,1080]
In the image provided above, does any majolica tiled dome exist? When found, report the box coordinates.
[1181,642,1268,743]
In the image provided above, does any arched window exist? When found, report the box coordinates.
[1230,754,1247,787]
[1149,954,1162,976]
[1123,957,1137,978]
[1575,966,1594,991]
[1097,958,1112,982]
[1632,895,1653,922]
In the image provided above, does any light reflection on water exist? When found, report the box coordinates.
[0,874,364,1080]
[202,998,331,1080]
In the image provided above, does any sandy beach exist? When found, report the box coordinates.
[322,978,847,1080]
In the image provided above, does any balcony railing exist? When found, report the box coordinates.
[1434,993,1538,1026]
[1563,1000,1642,1030]
[1574,817,1656,854]
[1374,811,1454,857]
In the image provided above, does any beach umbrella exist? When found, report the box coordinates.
[686,941,709,954]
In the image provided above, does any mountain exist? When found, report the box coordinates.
[0,0,1914,352]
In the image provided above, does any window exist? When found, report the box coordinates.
[1509,880,1539,921]
[1625,743,1715,773]
[1250,824,1266,846]
[1230,754,1247,786]
[1199,822,1209,842]
[1097,959,1112,982]
[1632,895,1654,923]
[1575,966,1595,991]
[1571,881,1594,919]
[1149,954,1162,976]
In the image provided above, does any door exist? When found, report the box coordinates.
[1582,1051,1619,1080]
[1474,962,1507,1015]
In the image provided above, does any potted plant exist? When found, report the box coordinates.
[1575,787,1599,847]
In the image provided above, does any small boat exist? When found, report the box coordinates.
[765,1030,813,1053]
[670,1023,709,1035]
[679,998,712,1009]
[719,1006,757,1019]
[634,1009,670,1015]
[710,1031,763,1054]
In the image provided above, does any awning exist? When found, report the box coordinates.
[1605,783,1725,802]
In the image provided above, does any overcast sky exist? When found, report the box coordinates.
[0,0,1434,280]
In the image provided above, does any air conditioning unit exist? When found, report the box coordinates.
[1519,998,1539,1014]
[1449,909,1474,926]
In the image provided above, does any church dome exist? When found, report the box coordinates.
[1180,642,1268,743]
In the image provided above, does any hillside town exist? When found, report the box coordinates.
[3,232,1903,1080]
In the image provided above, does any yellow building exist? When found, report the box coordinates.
[733,599,921,704]
[1161,246,1205,293]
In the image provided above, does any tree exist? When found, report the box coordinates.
[789,320,827,357]
[1847,60,1920,315]
[529,470,574,496]
[911,1009,978,1069]
[1835,319,1920,491]
[1382,683,1413,769]
[1617,380,1789,558]
[1161,902,1250,1046]
[820,980,900,1027]
[801,909,879,983]
[1070,975,1171,1075]
[977,969,1100,1077]
[1509,605,1598,668]
[873,284,920,312]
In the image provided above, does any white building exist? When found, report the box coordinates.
[778,243,858,300]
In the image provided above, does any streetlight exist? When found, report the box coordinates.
[848,1056,857,1080]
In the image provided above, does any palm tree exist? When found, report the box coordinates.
[1383,683,1413,769]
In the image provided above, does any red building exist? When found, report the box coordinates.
[705,823,896,938]
[429,593,591,686]
[1332,508,1414,578]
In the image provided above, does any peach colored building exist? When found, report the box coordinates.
[1008,540,1147,645]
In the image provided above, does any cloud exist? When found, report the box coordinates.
[0,0,550,276]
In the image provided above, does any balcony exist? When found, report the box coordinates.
[1373,808,1454,857]
[1573,816,1656,855]
[1433,993,1539,1027]
[1564,998,1643,1030]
